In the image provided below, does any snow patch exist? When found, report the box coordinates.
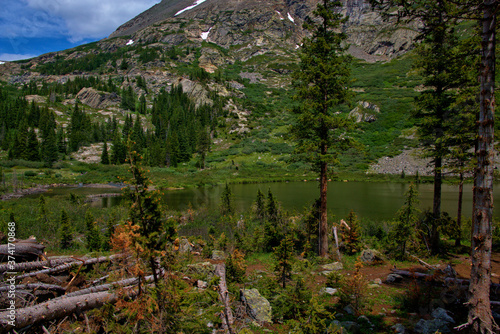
[295,45,300,49]
[276,10,284,20]
[126,39,134,46]
[287,12,295,23]
[175,0,207,16]
[0,61,5,65]
[201,27,212,40]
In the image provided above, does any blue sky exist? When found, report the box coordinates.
[0,0,161,61]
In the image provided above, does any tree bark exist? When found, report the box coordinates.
[431,156,442,254]
[468,1,499,333]
[456,172,464,247]
[319,143,328,257]
[0,242,45,262]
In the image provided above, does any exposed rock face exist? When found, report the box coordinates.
[76,88,120,110]
[349,101,380,123]
[109,0,417,62]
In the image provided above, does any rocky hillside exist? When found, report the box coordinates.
[110,0,417,62]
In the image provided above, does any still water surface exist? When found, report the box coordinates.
[42,181,497,222]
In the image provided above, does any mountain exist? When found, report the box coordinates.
[0,0,425,175]
[110,0,417,62]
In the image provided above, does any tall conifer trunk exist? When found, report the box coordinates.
[468,1,498,332]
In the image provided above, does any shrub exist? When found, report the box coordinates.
[226,249,247,283]
[24,171,36,177]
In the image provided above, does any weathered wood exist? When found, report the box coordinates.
[0,257,79,274]
[13,254,125,281]
[0,242,45,262]
[0,287,138,331]
[0,283,65,293]
[215,263,235,334]
[65,271,162,298]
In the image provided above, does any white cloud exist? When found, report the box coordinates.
[0,53,38,61]
[22,0,161,42]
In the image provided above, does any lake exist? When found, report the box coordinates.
[51,181,493,222]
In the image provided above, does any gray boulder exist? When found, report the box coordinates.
[360,249,385,265]
[386,273,403,283]
[431,308,455,324]
[392,323,406,333]
[241,288,272,324]
[186,262,216,279]
[414,318,451,334]
[322,262,344,272]
[178,238,192,253]
[211,250,226,260]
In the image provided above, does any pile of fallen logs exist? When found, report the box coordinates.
[0,246,136,332]
[0,238,236,333]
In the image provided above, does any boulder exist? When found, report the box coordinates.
[431,308,455,324]
[392,323,406,333]
[360,249,385,265]
[178,238,192,253]
[211,250,226,260]
[197,280,208,289]
[322,262,344,272]
[386,273,403,283]
[414,318,451,334]
[320,287,338,295]
[241,288,272,324]
[186,262,216,279]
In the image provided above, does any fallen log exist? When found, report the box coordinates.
[391,269,500,290]
[0,287,138,331]
[0,257,79,274]
[0,242,45,262]
[65,270,163,298]
[13,254,125,281]
[0,283,65,293]
[215,263,235,334]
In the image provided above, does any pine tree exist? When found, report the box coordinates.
[40,129,58,166]
[342,210,362,254]
[220,183,233,216]
[389,183,421,260]
[266,188,279,223]
[25,128,40,161]
[124,146,176,287]
[101,141,110,164]
[255,189,265,220]
[59,209,73,249]
[292,0,353,257]
[274,234,294,288]
[84,211,101,251]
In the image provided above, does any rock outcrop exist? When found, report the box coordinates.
[109,0,418,62]
[76,88,120,110]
